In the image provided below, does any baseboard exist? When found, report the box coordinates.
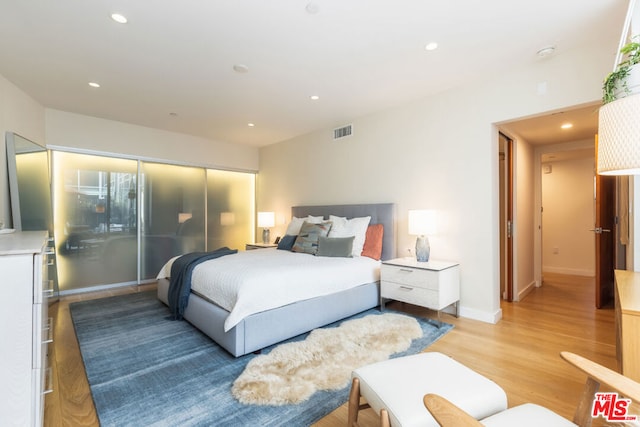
[459,305,502,324]
[515,280,537,301]
[542,266,595,277]
[59,279,156,296]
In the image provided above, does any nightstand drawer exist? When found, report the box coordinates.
[381,264,439,290]
[381,281,438,307]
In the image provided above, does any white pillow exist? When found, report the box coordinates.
[285,215,324,235]
[328,215,371,257]
[307,215,324,224]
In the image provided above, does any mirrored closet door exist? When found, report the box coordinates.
[5,132,59,301]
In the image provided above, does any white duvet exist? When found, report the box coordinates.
[157,248,380,331]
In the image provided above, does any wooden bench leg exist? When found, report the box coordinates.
[348,376,383,427]
[348,377,361,426]
[380,408,391,427]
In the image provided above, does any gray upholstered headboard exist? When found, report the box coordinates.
[291,203,396,261]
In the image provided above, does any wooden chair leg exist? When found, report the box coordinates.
[573,377,599,427]
[380,408,391,427]
[348,377,360,426]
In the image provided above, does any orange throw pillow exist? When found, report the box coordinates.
[361,224,384,260]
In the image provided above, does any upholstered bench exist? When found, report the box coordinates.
[348,352,508,427]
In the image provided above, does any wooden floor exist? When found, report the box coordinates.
[45,273,617,426]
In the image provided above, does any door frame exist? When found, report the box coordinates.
[595,134,618,308]
[499,132,514,302]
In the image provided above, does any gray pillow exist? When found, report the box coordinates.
[317,236,354,258]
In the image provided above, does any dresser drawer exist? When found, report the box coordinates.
[381,281,439,308]
[33,249,51,304]
[0,231,50,427]
[32,302,51,370]
[381,264,440,290]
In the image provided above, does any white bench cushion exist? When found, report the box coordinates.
[481,403,578,427]
[352,352,508,427]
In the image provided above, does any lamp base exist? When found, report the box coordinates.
[415,235,430,262]
[262,228,270,244]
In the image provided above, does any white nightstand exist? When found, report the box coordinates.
[245,243,278,250]
[381,258,460,322]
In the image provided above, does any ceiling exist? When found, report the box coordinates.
[500,104,601,162]
[500,104,601,146]
[0,1,628,147]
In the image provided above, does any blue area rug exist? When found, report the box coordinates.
[70,290,452,426]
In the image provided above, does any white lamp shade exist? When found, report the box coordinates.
[598,94,640,175]
[408,210,436,236]
[257,211,275,228]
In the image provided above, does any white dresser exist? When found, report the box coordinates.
[381,257,460,319]
[0,231,52,426]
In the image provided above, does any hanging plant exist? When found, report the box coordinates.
[602,36,640,104]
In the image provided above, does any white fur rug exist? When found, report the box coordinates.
[231,312,422,405]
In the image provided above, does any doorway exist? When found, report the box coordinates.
[498,103,622,307]
[540,150,596,278]
[538,142,622,308]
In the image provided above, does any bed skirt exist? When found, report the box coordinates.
[157,278,380,357]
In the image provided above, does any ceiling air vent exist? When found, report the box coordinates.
[333,124,353,140]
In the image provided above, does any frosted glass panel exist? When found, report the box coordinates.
[52,152,138,291]
[207,169,255,251]
[140,162,206,279]
[52,151,255,291]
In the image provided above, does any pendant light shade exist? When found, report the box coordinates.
[597,94,640,175]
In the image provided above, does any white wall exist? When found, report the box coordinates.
[541,156,596,276]
[45,110,259,172]
[0,75,46,228]
[258,40,617,323]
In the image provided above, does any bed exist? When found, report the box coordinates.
[156,203,396,357]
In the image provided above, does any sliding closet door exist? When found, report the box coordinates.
[52,151,256,291]
[140,162,206,280]
[52,152,139,291]
[206,169,255,251]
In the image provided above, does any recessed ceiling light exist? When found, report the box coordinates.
[88,82,100,88]
[248,123,255,127]
[425,42,438,51]
[233,64,249,74]
[111,13,128,24]
[310,95,320,101]
[561,123,573,129]
[305,2,319,14]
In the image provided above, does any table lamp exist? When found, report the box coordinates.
[257,212,275,244]
[408,209,436,262]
